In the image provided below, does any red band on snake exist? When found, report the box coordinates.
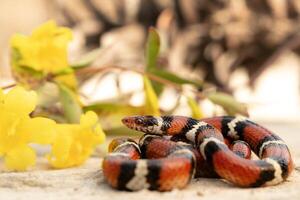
[102,135,196,191]
[103,116,294,191]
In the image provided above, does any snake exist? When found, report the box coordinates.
[102,116,294,191]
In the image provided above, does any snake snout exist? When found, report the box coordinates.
[121,117,129,124]
[122,117,131,126]
[122,116,138,129]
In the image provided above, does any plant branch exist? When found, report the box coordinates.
[1,83,16,90]
[76,65,205,99]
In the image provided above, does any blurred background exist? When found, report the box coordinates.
[0,0,300,125]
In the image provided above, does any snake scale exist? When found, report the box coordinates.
[102,116,294,191]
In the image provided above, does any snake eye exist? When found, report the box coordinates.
[146,118,157,126]
[135,118,143,125]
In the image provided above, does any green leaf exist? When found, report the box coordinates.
[53,67,74,76]
[84,102,146,130]
[70,48,103,69]
[207,92,248,116]
[187,97,204,119]
[150,81,164,95]
[58,84,82,123]
[149,68,203,88]
[83,103,142,115]
[145,27,160,71]
[145,27,163,95]
[143,76,160,115]
[104,126,144,137]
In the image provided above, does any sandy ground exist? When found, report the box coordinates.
[0,121,300,200]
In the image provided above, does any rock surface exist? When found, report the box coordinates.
[0,122,299,200]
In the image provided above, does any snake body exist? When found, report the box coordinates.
[102,136,196,191]
[102,116,294,191]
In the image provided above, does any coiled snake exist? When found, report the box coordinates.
[102,116,294,191]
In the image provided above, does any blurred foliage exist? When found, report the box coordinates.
[146,27,160,72]
[6,22,248,136]
[55,0,300,91]
[145,27,163,95]
[58,84,82,123]
[187,96,204,119]
[207,92,248,117]
[143,75,160,115]
[70,48,104,69]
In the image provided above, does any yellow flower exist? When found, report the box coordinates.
[0,87,56,171]
[47,111,105,168]
[10,20,77,89]
[0,87,105,170]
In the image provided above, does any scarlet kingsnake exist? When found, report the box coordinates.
[102,116,294,191]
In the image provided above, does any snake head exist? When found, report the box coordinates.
[122,116,162,133]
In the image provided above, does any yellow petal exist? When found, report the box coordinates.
[0,88,4,99]
[47,127,73,168]
[84,124,106,145]
[79,111,106,144]
[10,20,73,78]
[5,145,36,171]
[80,111,98,127]
[0,145,5,156]
[0,111,28,150]
[55,73,78,90]
[3,86,37,115]
[68,141,87,165]
[10,33,28,48]
[20,117,56,144]
[47,112,106,169]
[32,20,56,39]
[94,124,106,143]
[0,88,4,110]
[32,20,72,41]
